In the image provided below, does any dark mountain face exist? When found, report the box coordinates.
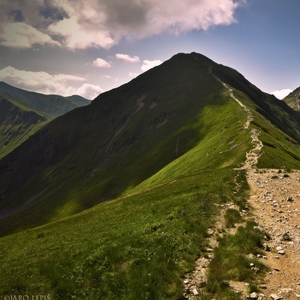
[0,82,90,159]
[0,53,221,213]
[0,52,300,236]
[0,97,46,125]
[284,87,300,112]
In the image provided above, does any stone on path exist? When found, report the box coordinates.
[270,294,283,300]
[250,292,258,299]
[192,288,199,296]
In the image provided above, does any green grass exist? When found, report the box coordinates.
[283,86,300,111]
[251,114,300,169]
[126,97,250,195]
[203,221,269,299]
[0,97,49,159]
[0,166,269,299]
[225,209,243,228]
[0,168,237,299]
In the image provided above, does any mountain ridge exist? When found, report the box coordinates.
[0,81,90,119]
[0,52,300,236]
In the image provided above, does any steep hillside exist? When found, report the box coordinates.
[212,66,300,143]
[0,96,47,158]
[0,52,300,237]
[0,81,90,119]
[284,86,300,111]
[0,82,90,158]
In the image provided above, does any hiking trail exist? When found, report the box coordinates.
[184,69,300,299]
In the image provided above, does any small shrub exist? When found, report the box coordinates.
[249,283,259,293]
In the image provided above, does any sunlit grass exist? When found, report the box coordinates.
[0,169,233,299]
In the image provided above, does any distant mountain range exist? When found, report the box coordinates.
[0,52,300,236]
[0,81,90,118]
[0,82,90,158]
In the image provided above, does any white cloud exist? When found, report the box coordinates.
[96,0,244,38]
[116,54,140,63]
[141,60,162,72]
[0,66,102,99]
[74,83,103,100]
[0,22,60,49]
[92,58,111,68]
[272,89,292,100]
[129,72,140,77]
[0,0,244,49]
[48,15,115,50]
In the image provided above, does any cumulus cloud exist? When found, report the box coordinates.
[92,58,111,68]
[1,22,60,49]
[0,0,245,50]
[141,60,162,72]
[129,72,140,77]
[48,15,115,50]
[116,54,140,63]
[272,89,292,100]
[74,83,103,99]
[97,0,244,37]
[0,66,102,99]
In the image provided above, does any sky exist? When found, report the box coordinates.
[0,0,299,100]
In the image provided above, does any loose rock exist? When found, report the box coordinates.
[250,292,258,299]
[270,294,282,300]
[192,288,199,296]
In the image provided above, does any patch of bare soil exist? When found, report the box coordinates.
[183,203,240,299]
[247,169,300,300]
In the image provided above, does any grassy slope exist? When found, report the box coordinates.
[284,87,300,111]
[0,96,48,159]
[0,53,236,235]
[211,66,300,169]
[0,98,266,298]
[0,169,235,299]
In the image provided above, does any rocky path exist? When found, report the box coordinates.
[241,129,263,170]
[183,203,235,298]
[184,70,300,299]
[247,169,300,300]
